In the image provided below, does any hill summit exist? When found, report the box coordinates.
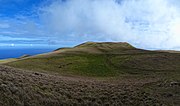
[75,42,135,49]
[54,42,136,54]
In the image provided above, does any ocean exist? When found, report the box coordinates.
[0,48,55,59]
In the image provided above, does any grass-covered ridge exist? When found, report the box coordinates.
[4,42,180,77]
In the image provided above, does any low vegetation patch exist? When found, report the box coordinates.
[0,66,179,106]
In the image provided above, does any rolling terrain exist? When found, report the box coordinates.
[0,42,180,105]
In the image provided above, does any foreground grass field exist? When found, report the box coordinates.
[0,65,179,106]
[0,42,180,105]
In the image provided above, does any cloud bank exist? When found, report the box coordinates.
[39,0,180,50]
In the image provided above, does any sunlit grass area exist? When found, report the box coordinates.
[0,58,18,64]
[5,42,180,78]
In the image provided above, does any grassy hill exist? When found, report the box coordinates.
[3,42,180,77]
[0,42,180,105]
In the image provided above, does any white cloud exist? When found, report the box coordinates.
[39,0,180,50]
[0,35,38,41]
[11,43,15,46]
[0,17,47,38]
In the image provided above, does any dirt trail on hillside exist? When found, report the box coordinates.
[0,65,179,106]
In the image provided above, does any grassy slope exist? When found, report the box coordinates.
[0,58,18,64]
[0,65,172,106]
[1,42,180,105]
[3,42,136,76]
[5,42,180,78]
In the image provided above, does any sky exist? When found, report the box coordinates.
[0,0,180,50]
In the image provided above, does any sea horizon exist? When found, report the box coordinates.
[0,48,55,59]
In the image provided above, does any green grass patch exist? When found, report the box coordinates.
[7,54,118,77]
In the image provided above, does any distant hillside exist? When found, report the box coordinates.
[52,42,136,54]
[4,42,180,77]
[75,42,134,49]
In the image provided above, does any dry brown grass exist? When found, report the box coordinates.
[0,65,179,106]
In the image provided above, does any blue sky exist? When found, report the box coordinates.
[0,0,45,48]
[0,0,70,48]
[0,0,180,50]
[0,0,42,16]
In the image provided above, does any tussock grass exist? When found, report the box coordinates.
[1,66,179,106]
